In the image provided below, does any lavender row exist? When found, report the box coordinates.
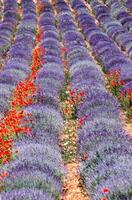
[70,0,132,91]
[90,0,132,59]
[0,0,18,59]
[55,0,132,199]
[117,0,132,11]
[0,0,36,120]
[0,1,65,199]
[105,0,132,32]
[124,0,132,10]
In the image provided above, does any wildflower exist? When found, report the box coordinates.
[4,171,9,177]
[69,90,74,96]
[68,98,74,106]
[102,188,109,194]
[82,153,89,161]
[120,80,125,85]
[73,95,79,103]
[77,115,88,128]
[128,115,132,119]
[2,157,9,165]
[79,90,85,97]
[64,108,70,114]
[127,89,132,95]
[36,28,43,42]
[101,198,108,200]
[0,171,9,179]
[120,91,125,98]
[111,80,118,87]
[36,2,44,13]
[61,47,68,53]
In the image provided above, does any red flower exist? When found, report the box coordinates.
[64,108,69,114]
[120,91,125,97]
[3,150,11,156]
[127,89,132,95]
[101,198,108,200]
[69,90,74,96]
[102,188,109,194]
[68,99,74,106]
[128,116,132,119]
[120,80,125,85]
[77,115,88,127]
[111,80,118,87]
[78,118,85,127]
[2,157,9,165]
[73,95,79,103]
[79,90,85,97]
[4,171,9,177]
[61,47,68,53]
[82,153,89,161]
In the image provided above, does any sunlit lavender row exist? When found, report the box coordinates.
[0,0,65,199]
[90,0,132,59]
[72,0,132,91]
[67,1,132,200]
[0,0,18,59]
[0,0,36,120]
[105,0,132,32]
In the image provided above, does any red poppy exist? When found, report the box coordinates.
[61,47,68,53]
[2,157,9,165]
[128,116,132,119]
[120,80,125,85]
[102,188,109,194]
[68,98,74,106]
[64,108,69,114]
[69,90,74,96]
[127,89,132,95]
[111,80,118,87]
[5,171,9,177]
[101,198,108,200]
[82,153,89,161]
[120,91,125,97]
[79,90,85,97]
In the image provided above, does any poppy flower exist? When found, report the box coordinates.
[2,157,9,165]
[127,89,132,95]
[79,90,85,97]
[102,188,109,194]
[4,171,9,177]
[69,90,75,96]
[64,108,70,114]
[120,91,125,97]
[82,153,89,161]
[120,80,125,85]
[101,198,108,200]
[128,116,132,119]
[111,80,118,87]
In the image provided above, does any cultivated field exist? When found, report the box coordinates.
[0,0,132,200]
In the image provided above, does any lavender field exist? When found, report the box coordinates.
[0,0,132,200]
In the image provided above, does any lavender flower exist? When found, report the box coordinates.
[1,188,55,200]
[23,105,63,133]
